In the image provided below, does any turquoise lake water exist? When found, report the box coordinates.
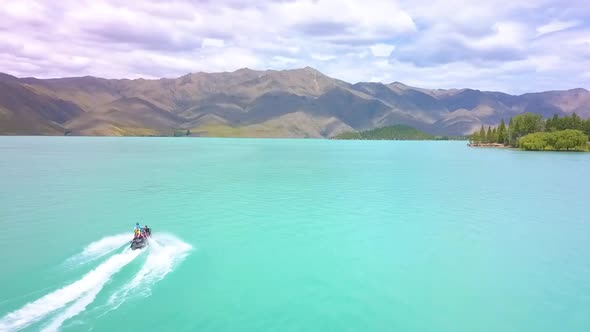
[0,137,589,332]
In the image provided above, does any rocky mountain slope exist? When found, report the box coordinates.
[1,68,588,137]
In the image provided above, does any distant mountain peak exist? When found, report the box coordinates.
[389,81,407,87]
[234,67,257,74]
[0,72,18,81]
[302,66,321,73]
[280,66,325,77]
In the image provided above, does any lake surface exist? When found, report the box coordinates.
[0,137,589,332]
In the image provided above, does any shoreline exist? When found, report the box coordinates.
[468,142,590,152]
[468,143,510,148]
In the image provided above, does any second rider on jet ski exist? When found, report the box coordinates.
[133,222,151,239]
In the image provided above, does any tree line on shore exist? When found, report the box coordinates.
[469,113,590,151]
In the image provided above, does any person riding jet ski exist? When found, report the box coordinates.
[133,222,142,239]
[143,225,151,237]
[131,222,149,249]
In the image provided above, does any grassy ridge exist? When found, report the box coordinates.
[190,124,289,138]
[335,125,434,140]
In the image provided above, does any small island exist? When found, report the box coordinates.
[469,113,590,151]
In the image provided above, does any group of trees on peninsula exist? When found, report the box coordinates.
[469,113,590,151]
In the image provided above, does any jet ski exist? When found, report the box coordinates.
[130,236,148,250]
[130,225,152,250]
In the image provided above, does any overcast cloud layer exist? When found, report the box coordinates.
[1,0,589,93]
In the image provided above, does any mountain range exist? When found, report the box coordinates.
[1,67,589,137]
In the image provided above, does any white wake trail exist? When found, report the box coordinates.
[0,248,140,332]
[65,234,130,266]
[108,233,191,308]
[40,286,102,332]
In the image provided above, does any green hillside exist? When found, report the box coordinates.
[335,125,434,140]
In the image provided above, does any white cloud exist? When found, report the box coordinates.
[470,21,528,50]
[270,56,299,67]
[528,55,562,71]
[370,43,396,57]
[536,20,580,36]
[201,38,225,48]
[272,0,416,40]
[311,54,337,61]
[344,50,370,59]
[0,0,47,23]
